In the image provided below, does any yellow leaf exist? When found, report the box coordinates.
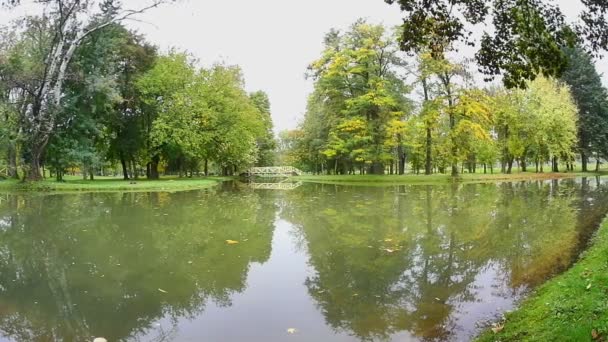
[287,328,298,334]
[226,240,239,245]
[491,323,504,334]
[158,288,168,293]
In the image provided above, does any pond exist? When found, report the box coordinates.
[0,178,606,342]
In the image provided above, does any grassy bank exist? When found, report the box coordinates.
[293,172,603,186]
[476,216,608,342]
[0,175,232,192]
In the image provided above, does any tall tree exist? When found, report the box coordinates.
[1,0,172,180]
[249,91,277,167]
[560,47,608,172]
[307,20,411,174]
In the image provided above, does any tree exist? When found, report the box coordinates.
[384,0,607,88]
[1,0,172,180]
[249,91,277,167]
[560,47,608,172]
[306,20,412,174]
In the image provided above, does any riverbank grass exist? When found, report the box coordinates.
[476,217,608,342]
[0,175,231,192]
[293,172,603,185]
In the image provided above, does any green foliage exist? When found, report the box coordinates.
[560,47,608,170]
[0,18,274,179]
[384,0,607,88]
[300,20,412,174]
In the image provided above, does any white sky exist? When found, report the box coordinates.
[2,0,607,133]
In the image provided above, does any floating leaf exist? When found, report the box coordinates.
[287,328,298,334]
[158,288,168,293]
[491,323,504,334]
[226,240,239,245]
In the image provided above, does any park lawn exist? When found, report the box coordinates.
[476,216,608,342]
[292,171,604,185]
[0,175,232,192]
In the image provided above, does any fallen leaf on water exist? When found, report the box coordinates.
[384,238,393,242]
[287,328,298,334]
[384,248,396,253]
[226,240,239,245]
[491,323,504,334]
[158,288,168,293]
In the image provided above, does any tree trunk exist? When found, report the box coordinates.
[148,154,160,180]
[120,152,129,180]
[398,144,406,175]
[204,159,208,176]
[26,145,45,181]
[581,151,588,172]
[552,156,559,172]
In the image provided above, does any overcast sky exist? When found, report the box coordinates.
[2,0,607,133]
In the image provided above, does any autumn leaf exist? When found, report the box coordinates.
[287,328,298,334]
[491,323,504,334]
[226,240,239,245]
[158,288,168,293]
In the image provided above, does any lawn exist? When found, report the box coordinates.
[0,175,232,192]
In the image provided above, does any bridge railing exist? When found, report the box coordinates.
[246,166,303,177]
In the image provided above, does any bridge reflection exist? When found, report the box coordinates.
[247,181,303,190]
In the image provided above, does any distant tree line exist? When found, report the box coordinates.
[279,20,608,175]
[0,1,275,181]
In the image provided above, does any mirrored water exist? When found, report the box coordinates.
[0,177,606,342]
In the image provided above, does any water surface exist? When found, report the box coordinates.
[0,178,606,342]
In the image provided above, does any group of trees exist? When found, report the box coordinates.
[0,0,275,181]
[281,19,608,175]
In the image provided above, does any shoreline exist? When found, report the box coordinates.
[0,176,233,193]
[293,172,605,186]
[475,215,608,341]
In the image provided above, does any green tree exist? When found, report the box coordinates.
[560,47,608,172]
[384,0,608,88]
[307,20,411,174]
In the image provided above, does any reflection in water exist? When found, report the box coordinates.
[0,178,605,341]
[281,178,608,341]
[0,185,277,341]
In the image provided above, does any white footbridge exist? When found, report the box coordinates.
[246,166,303,178]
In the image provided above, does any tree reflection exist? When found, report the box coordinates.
[282,179,608,341]
[0,187,277,341]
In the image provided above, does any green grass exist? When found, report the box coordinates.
[292,171,605,186]
[476,217,608,342]
[0,175,232,193]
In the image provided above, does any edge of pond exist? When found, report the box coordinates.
[293,172,606,186]
[475,213,608,341]
[0,177,235,194]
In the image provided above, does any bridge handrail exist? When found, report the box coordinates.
[247,166,303,176]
